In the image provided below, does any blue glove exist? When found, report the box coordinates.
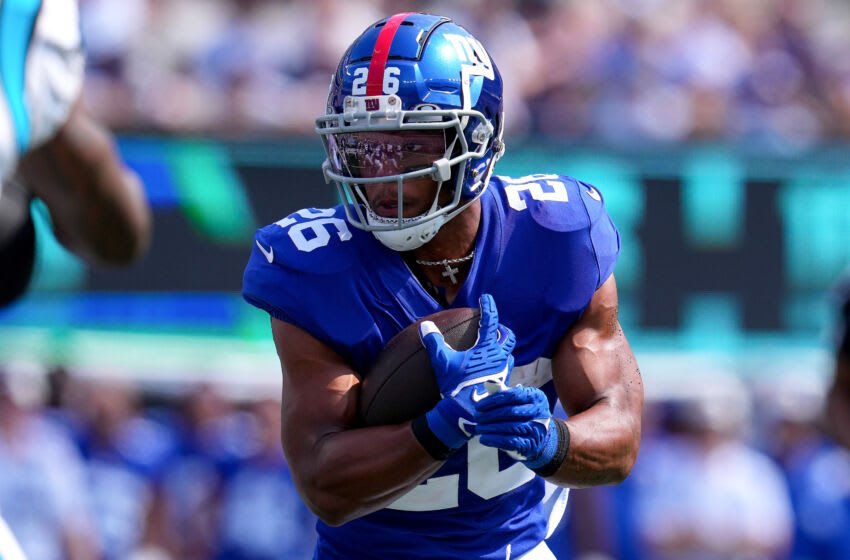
[417,294,516,454]
[474,386,567,473]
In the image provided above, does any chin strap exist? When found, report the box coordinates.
[365,190,448,251]
[370,214,445,251]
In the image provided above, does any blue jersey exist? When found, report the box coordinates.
[242,174,620,560]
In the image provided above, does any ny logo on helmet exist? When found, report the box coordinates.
[444,34,494,80]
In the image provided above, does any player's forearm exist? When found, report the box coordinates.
[286,422,443,525]
[545,401,641,487]
[547,304,643,487]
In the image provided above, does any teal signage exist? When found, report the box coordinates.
[8,138,850,348]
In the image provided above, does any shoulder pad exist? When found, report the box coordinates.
[255,207,362,275]
[493,174,599,233]
[243,207,364,325]
[491,173,619,293]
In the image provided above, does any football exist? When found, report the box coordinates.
[358,307,481,426]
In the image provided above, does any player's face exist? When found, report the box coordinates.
[331,130,448,218]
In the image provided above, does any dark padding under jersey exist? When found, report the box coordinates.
[0,211,35,308]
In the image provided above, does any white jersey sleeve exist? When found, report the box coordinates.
[0,0,85,181]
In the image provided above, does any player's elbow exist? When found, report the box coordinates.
[302,489,360,527]
[581,417,640,487]
[609,449,637,484]
[585,443,637,487]
[312,507,354,527]
[610,424,641,484]
[297,468,364,526]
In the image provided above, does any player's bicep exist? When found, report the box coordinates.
[271,318,361,456]
[551,275,642,418]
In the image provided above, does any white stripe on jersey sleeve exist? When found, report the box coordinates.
[0,91,18,182]
[24,0,85,149]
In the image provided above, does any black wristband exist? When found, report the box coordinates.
[411,415,453,461]
[531,420,570,477]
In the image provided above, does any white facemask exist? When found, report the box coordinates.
[365,206,447,251]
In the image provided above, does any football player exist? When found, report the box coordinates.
[0,0,150,308]
[243,12,643,560]
[0,0,150,557]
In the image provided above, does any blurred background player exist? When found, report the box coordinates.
[0,366,99,560]
[242,12,642,559]
[0,0,151,556]
[0,0,151,309]
[631,383,793,560]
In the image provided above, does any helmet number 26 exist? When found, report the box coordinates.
[351,67,401,96]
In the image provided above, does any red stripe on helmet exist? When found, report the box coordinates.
[366,12,413,96]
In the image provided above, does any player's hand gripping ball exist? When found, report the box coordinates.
[418,294,517,451]
[474,385,558,467]
[357,307,481,426]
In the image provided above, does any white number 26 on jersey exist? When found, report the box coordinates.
[503,174,569,211]
[387,438,535,511]
[275,209,352,253]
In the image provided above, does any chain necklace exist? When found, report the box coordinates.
[414,250,475,285]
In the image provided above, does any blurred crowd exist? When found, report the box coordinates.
[564,374,850,560]
[80,0,850,147]
[0,366,315,560]
[1,364,848,560]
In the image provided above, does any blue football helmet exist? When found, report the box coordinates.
[316,12,505,251]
